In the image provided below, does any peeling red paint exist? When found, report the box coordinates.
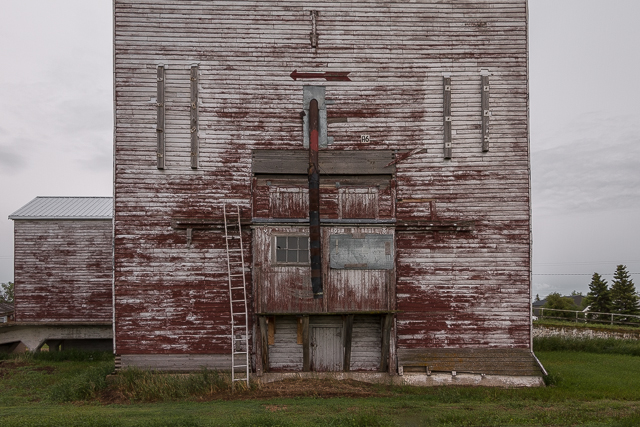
[113,1,532,370]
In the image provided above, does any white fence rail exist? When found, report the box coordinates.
[534,308,640,327]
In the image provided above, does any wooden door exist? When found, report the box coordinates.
[311,326,343,371]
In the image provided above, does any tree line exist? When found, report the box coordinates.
[539,265,640,319]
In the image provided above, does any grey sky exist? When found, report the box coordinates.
[1,0,639,299]
[529,0,640,297]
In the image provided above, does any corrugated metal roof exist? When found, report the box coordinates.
[8,197,113,220]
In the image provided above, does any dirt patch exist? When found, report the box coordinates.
[31,366,56,374]
[240,378,388,400]
[0,360,31,378]
[0,362,56,378]
[98,378,390,404]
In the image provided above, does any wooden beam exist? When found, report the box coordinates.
[302,315,310,371]
[190,65,199,169]
[380,314,393,372]
[443,76,452,159]
[267,316,275,345]
[156,65,165,169]
[343,314,354,372]
[481,74,490,152]
[258,316,269,374]
[397,348,544,376]
[297,317,303,344]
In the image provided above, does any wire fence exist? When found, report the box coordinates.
[533,307,640,328]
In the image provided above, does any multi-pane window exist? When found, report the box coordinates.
[274,236,309,265]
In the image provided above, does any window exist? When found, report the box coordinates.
[274,235,309,265]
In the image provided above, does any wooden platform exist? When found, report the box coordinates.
[398,348,544,377]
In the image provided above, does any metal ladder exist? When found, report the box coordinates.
[223,204,250,389]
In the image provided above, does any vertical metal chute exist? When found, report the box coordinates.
[308,99,323,299]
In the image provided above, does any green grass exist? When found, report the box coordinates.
[534,335,640,357]
[0,351,115,406]
[2,346,640,426]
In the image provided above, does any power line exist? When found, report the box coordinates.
[534,261,640,266]
[534,273,640,276]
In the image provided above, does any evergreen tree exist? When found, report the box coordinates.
[585,273,610,313]
[609,265,640,317]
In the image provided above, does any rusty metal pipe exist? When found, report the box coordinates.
[308,99,323,299]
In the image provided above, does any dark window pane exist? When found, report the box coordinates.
[276,236,287,249]
[276,249,287,262]
[287,249,298,262]
[288,236,298,250]
[299,238,308,250]
[299,249,309,263]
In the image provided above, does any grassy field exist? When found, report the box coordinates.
[1,343,640,426]
[534,318,640,334]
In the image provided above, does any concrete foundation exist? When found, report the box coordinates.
[0,322,112,352]
[253,371,544,388]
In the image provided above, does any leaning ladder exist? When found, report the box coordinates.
[223,204,250,389]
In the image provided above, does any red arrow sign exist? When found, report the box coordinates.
[290,69,351,82]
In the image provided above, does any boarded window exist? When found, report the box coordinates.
[329,234,394,270]
[274,235,309,265]
[339,187,379,219]
[269,187,309,219]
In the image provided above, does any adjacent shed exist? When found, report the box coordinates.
[3,197,113,352]
[113,0,543,385]
[0,303,14,323]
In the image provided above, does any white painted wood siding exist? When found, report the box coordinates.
[13,220,113,322]
[114,0,530,358]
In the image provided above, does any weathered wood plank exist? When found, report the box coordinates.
[397,348,542,376]
[252,150,396,175]
[13,220,113,323]
[113,0,532,368]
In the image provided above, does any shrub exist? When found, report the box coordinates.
[110,367,230,402]
[48,361,114,402]
[33,349,114,362]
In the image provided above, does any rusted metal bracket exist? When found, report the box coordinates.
[156,65,165,169]
[171,217,251,230]
[186,228,193,247]
[481,70,491,152]
[386,148,426,167]
[443,75,452,159]
[190,64,199,169]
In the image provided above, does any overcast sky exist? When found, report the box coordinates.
[1,0,639,298]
